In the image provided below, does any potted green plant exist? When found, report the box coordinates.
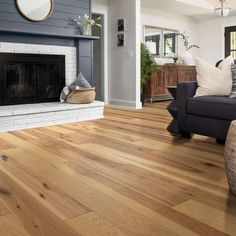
[141,43,162,105]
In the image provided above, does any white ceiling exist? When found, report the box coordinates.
[141,0,236,21]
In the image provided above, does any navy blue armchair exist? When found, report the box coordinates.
[177,81,236,142]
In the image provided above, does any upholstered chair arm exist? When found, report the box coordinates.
[177,82,198,134]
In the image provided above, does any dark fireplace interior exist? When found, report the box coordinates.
[0,53,65,106]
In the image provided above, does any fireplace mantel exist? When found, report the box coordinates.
[0,30,99,41]
[0,20,99,86]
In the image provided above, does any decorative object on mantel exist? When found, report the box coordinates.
[73,14,102,36]
[224,120,236,196]
[16,0,54,22]
[176,32,199,66]
[214,0,231,17]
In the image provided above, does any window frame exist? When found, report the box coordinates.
[225,26,236,59]
[143,25,178,59]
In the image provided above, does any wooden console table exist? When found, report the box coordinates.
[144,64,197,102]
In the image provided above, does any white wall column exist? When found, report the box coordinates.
[108,0,141,109]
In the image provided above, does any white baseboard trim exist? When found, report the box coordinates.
[109,99,142,109]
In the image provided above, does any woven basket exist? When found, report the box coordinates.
[225,120,236,196]
[66,87,96,104]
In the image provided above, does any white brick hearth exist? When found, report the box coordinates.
[0,101,104,132]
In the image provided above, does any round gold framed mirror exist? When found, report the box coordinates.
[16,0,54,22]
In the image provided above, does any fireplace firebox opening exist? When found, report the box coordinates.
[0,53,65,106]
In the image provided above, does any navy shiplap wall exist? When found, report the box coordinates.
[0,0,94,85]
[0,0,91,37]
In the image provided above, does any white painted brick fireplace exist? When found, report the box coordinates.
[0,42,104,132]
[0,42,77,85]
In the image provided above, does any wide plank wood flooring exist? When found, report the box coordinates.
[0,102,235,236]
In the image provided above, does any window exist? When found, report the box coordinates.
[144,26,178,58]
[144,26,162,56]
[225,26,236,59]
[164,30,177,56]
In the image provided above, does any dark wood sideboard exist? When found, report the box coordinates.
[144,64,197,102]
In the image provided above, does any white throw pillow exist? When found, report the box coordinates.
[218,55,234,70]
[195,56,233,97]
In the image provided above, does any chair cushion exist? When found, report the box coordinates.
[188,96,236,121]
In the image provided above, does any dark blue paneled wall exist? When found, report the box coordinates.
[0,0,91,37]
[0,0,94,86]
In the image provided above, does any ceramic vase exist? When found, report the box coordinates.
[182,51,195,66]
[83,25,91,36]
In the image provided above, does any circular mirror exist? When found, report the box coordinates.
[16,0,54,22]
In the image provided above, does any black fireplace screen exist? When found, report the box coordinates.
[0,53,65,106]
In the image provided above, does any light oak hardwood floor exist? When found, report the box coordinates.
[0,102,235,236]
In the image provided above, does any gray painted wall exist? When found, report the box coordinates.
[0,0,90,37]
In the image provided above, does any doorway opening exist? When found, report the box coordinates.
[92,13,104,101]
